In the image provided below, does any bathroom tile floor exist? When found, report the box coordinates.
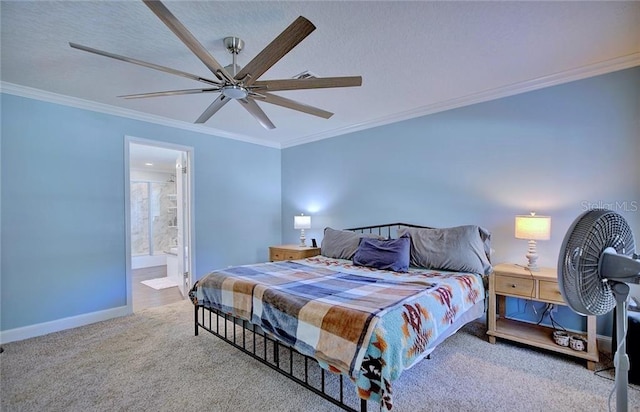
[133,266,184,312]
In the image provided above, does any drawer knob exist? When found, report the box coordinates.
[511,284,517,288]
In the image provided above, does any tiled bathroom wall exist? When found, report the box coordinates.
[131,179,176,256]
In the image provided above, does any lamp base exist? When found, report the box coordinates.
[299,229,307,247]
[525,240,540,271]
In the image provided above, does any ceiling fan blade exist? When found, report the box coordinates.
[195,94,231,123]
[235,16,315,87]
[142,0,233,83]
[238,99,276,130]
[119,88,219,99]
[69,42,220,86]
[257,92,333,119]
[251,76,362,92]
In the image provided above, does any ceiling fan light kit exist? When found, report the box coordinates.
[221,85,248,100]
[69,0,362,130]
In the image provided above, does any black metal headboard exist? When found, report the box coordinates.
[344,222,433,239]
[344,222,492,268]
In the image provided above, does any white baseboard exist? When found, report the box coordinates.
[132,254,167,269]
[0,305,131,344]
[598,335,612,355]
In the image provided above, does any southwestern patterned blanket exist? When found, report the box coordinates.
[191,256,485,410]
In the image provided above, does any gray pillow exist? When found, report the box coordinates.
[321,227,385,260]
[397,225,492,275]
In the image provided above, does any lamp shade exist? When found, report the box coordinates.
[515,214,551,240]
[294,214,311,230]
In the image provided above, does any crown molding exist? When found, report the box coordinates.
[281,53,640,149]
[0,82,280,149]
[2,52,638,151]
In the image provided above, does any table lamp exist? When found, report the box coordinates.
[294,213,311,247]
[515,212,551,271]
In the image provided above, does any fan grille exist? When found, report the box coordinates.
[558,209,635,316]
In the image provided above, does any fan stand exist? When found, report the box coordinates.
[612,281,631,412]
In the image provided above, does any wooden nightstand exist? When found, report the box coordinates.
[269,245,321,262]
[487,263,599,370]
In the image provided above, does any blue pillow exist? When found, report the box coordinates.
[352,235,410,272]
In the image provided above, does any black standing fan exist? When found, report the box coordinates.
[558,209,640,412]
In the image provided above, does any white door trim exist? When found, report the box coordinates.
[124,135,196,312]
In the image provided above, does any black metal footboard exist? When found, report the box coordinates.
[195,304,367,412]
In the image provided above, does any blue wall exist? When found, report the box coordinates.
[0,93,281,331]
[1,67,638,337]
[281,67,640,335]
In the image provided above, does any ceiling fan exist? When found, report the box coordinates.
[69,0,362,130]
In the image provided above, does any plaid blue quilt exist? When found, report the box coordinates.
[192,256,485,410]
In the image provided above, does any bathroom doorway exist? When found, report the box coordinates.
[125,137,194,313]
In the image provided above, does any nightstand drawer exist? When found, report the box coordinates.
[494,275,534,298]
[270,251,284,261]
[269,245,321,262]
[270,251,299,261]
[539,280,564,303]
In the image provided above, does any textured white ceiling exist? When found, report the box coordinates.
[1,1,639,148]
[130,143,181,172]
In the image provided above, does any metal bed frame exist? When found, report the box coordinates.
[193,223,433,412]
[343,222,432,237]
[195,305,367,411]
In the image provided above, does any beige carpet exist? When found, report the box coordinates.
[1,300,639,412]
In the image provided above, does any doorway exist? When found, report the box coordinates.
[125,137,194,313]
